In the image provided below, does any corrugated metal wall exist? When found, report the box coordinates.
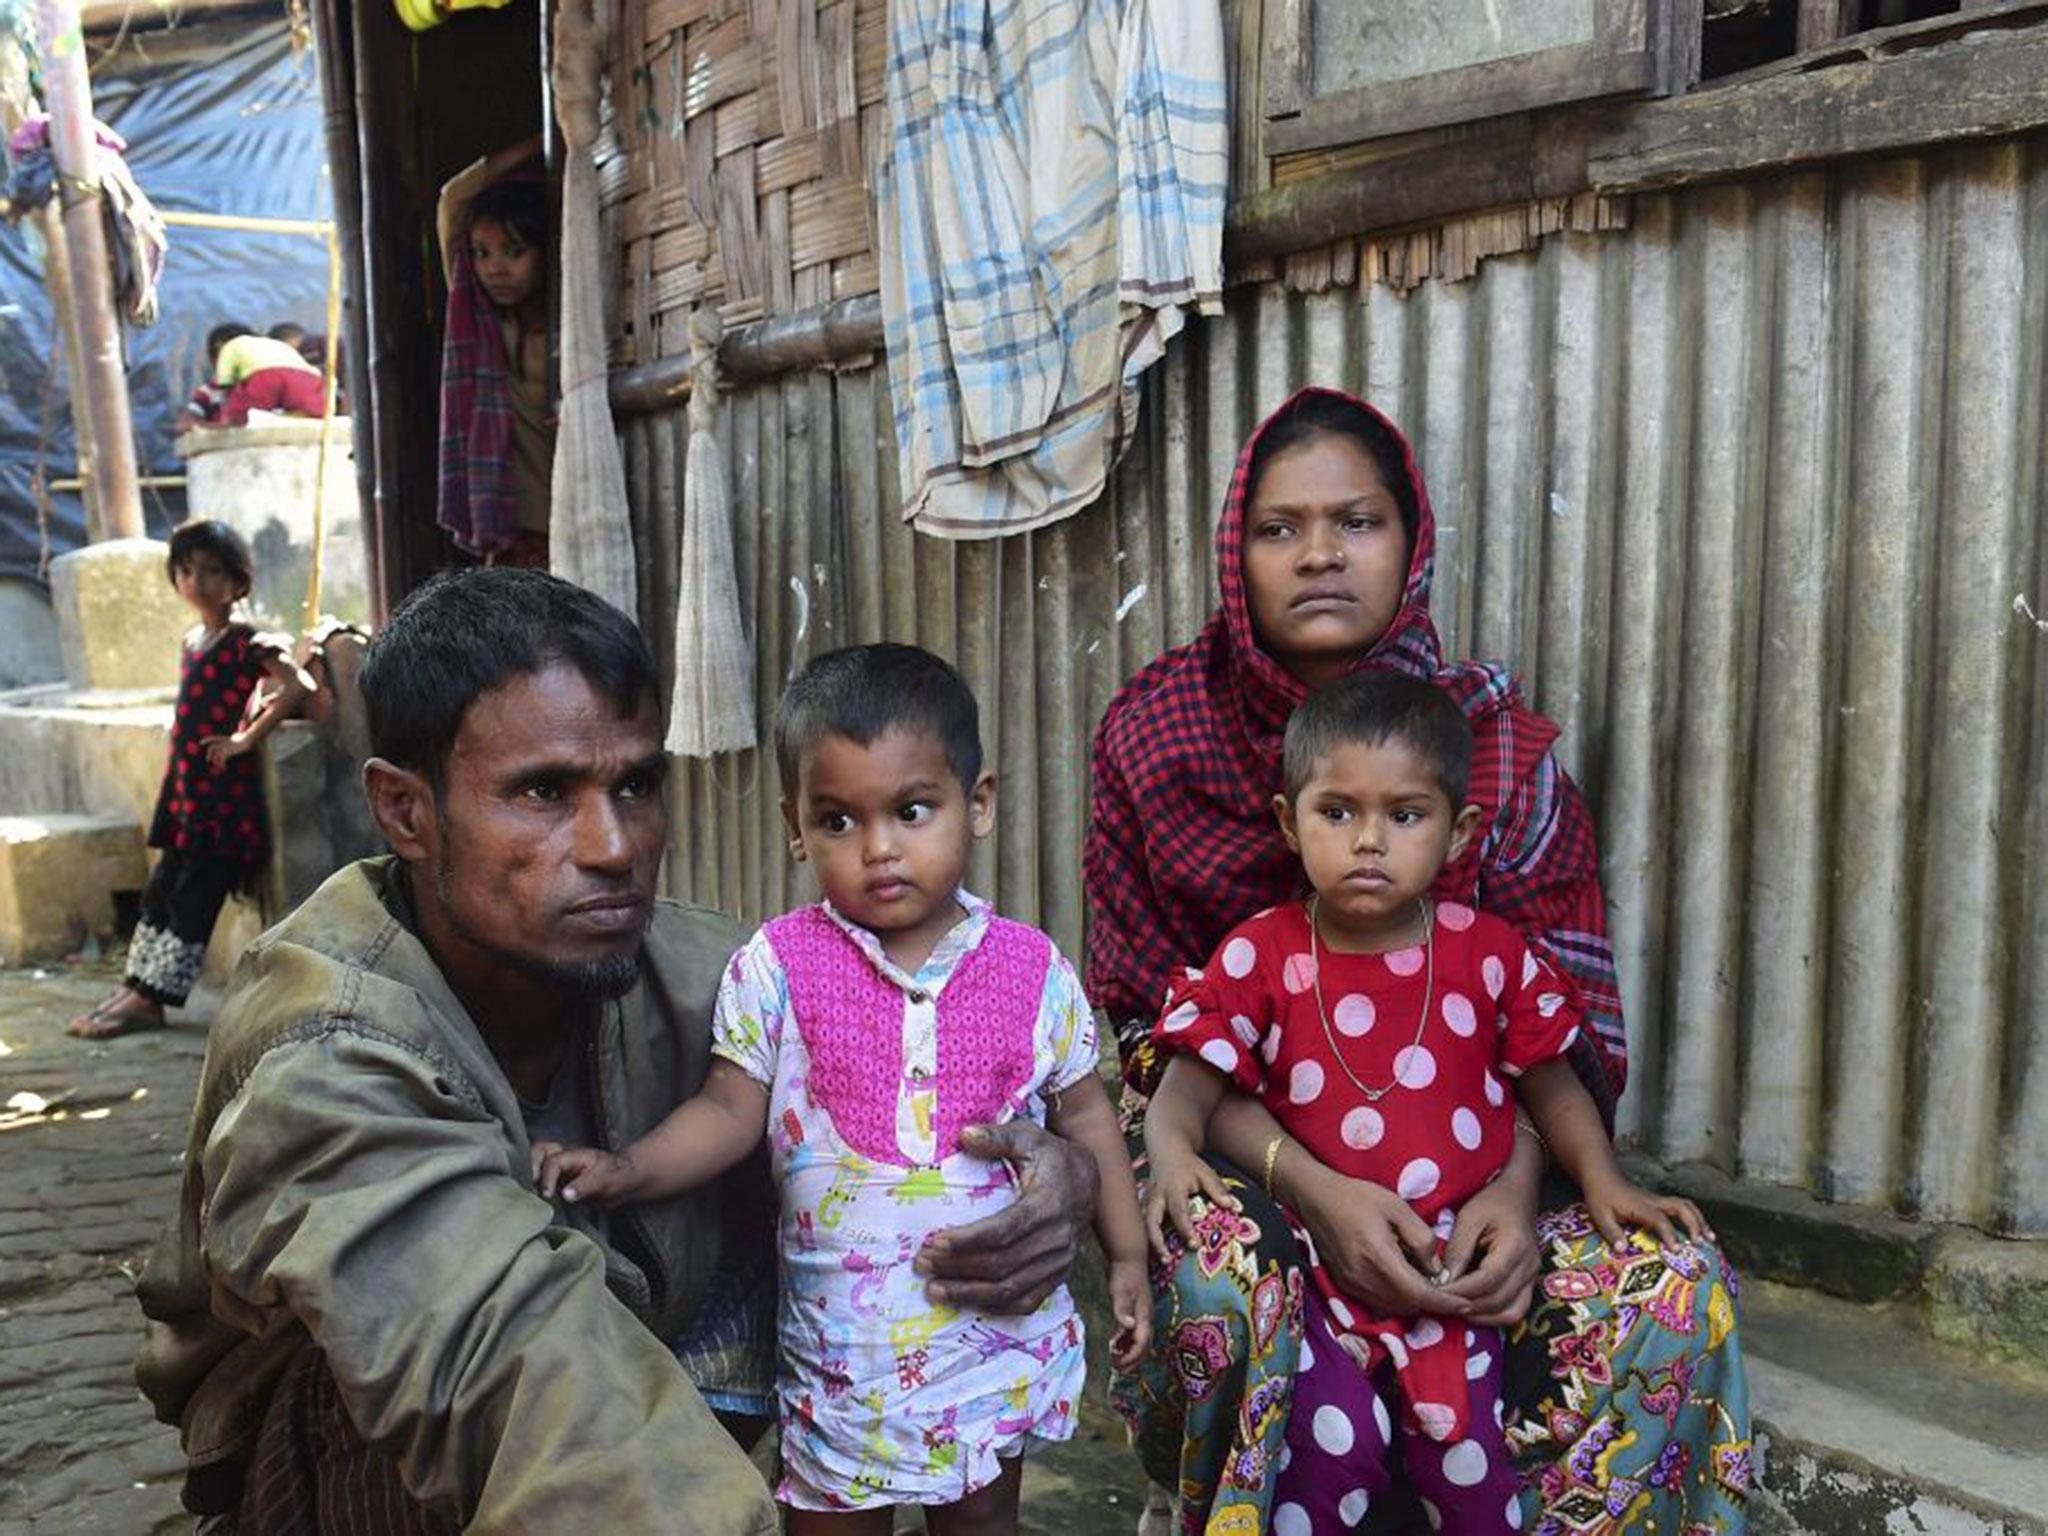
[626,140,2048,1236]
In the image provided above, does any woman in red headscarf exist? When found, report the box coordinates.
[1088,389,1749,1533]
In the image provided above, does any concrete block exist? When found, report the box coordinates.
[1926,1232,2048,1376]
[0,577,63,690]
[47,539,189,692]
[179,420,369,630]
[1626,1154,1937,1303]
[0,813,147,965]
[0,688,174,824]
[1746,1279,2048,1533]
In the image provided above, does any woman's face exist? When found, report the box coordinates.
[469,215,543,311]
[1241,432,1411,687]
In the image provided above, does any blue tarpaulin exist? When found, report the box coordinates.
[0,18,331,585]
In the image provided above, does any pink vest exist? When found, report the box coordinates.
[763,906,1052,1167]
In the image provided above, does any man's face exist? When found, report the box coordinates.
[427,662,667,998]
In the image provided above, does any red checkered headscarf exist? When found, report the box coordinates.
[1085,387,1626,1117]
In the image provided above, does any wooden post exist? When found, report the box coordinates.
[1797,0,1850,50]
[34,0,142,540]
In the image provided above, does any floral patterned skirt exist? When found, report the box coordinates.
[1110,1107,1750,1534]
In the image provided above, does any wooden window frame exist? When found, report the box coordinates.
[1264,0,1678,155]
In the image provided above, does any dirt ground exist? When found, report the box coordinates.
[0,961,1150,1535]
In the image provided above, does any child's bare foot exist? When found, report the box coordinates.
[67,986,167,1039]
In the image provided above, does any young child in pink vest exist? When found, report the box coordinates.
[532,643,1148,1534]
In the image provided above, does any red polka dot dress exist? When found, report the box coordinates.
[123,624,272,1006]
[1153,900,1582,1445]
[150,623,270,871]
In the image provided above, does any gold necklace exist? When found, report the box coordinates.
[1306,895,1435,1103]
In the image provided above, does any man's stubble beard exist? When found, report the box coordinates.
[435,818,644,1000]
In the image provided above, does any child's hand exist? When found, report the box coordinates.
[1582,1175,1712,1252]
[1107,1254,1153,1372]
[202,733,250,769]
[531,1139,642,1206]
[1141,1148,1240,1263]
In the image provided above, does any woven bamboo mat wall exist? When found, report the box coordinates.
[596,0,887,369]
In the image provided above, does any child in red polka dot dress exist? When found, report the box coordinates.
[67,521,310,1039]
[1143,672,1708,1532]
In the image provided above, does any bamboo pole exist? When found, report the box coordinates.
[35,0,142,540]
[303,227,342,630]
[158,209,334,236]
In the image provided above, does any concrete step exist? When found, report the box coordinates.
[1744,1278,2048,1533]
[0,683,174,826]
[0,812,147,966]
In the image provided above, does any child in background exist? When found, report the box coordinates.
[173,321,250,434]
[1142,672,1709,1531]
[533,643,1151,1534]
[436,137,553,566]
[67,521,311,1039]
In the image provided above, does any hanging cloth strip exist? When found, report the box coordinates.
[547,0,639,617]
[2,113,167,326]
[666,308,756,757]
[877,0,1227,539]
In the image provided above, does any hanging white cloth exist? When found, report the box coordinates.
[548,0,638,617]
[666,309,756,756]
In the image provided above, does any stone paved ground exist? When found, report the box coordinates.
[0,961,200,1535]
[0,962,1147,1535]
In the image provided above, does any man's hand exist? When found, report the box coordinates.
[916,1120,1097,1314]
[531,1139,641,1205]
[1439,1170,1542,1327]
[1291,1160,1468,1319]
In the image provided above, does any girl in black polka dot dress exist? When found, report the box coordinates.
[68,521,310,1038]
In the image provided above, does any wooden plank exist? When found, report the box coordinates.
[644,0,710,44]
[651,221,714,270]
[685,94,719,222]
[794,263,830,308]
[831,250,879,298]
[778,0,819,135]
[716,144,764,304]
[714,90,765,155]
[1797,0,1847,49]
[633,232,655,365]
[855,0,886,106]
[683,12,758,117]
[1589,23,2048,190]
[859,101,887,249]
[753,0,782,133]
[788,176,871,270]
[762,185,795,312]
[817,0,861,181]
[1229,0,1268,196]
[756,130,823,192]
[654,42,687,189]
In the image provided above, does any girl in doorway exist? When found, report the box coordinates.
[67,520,310,1038]
[436,137,553,567]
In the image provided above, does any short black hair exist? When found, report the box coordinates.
[267,322,307,345]
[1247,392,1420,547]
[360,568,660,788]
[1282,670,1473,807]
[774,643,983,793]
[468,178,547,251]
[165,518,253,597]
[205,321,250,358]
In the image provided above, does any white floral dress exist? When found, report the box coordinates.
[713,892,1098,1509]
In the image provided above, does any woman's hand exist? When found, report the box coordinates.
[1438,1170,1542,1328]
[1289,1158,1467,1318]
[1142,1146,1240,1262]
[917,1121,1098,1314]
